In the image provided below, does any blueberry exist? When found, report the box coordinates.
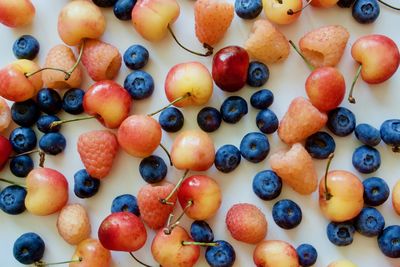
[220,96,248,124]
[139,155,167,184]
[92,0,117,7]
[305,131,336,159]
[240,132,269,163]
[73,169,101,199]
[36,115,61,133]
[327,107,356,137]
[205,240,236,267]
[380,119,400,152]
[296,244,318,267]
[9,127,37,153]
[250,89,274,110]
[10,155,34,178]
[111,194,140,216]
[326,221,355,246]
[158,107,184,132]
[378,225,400,258]
[252,170,282,201]
[363,177,390,206]
[247,61,269,87]
[352,145,381,174]
[352,0,380,24]
[256,109,278,134]
[355,207,385,237]
[272,199,302,229]
[190,220,214,243]
[11,99,41,127]
[36,88,62,115]
[62,88,85,115]
[12,35,40,60]
[234,0,263,19]
[355,123,381,146]
[39,133,66,155]
[124,70,154,100]
[337,0,356,7]
[0,185,27,215]
[214,144,241,173]
[114,0,137,20]
[13,232,45,264]
[123,44,149,70]
[197,107,222,133]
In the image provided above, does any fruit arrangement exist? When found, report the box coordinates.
[0,0,399,266]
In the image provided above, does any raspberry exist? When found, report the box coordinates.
[0,97,11,132]
[56,204,91,245]
[81,39,122,82]
[195,0,234,46]
[77,130,119,179]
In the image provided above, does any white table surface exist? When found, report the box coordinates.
[0,0,399,266]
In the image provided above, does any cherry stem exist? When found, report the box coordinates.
[289,40,315,71]
[168,25,213,57]
[9,149,40,159]
[159,143,173,166]
[8,149,46,167]
[287,0,313,15]
[378,0,400,10]
[39,150,46,168]
[0,178,26,188]
[25,40,85,80]
[160,169,190,205]
[50,115,96,129]
[148,93,190,117]
[128,252,154,267]
[34,258,83,266]
[181,241,219,247]
[348,64,362,104]
[164,200,193,235]
[324,153,335,201]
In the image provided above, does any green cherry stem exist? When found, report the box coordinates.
[287,0,313,15]
[289,40,315,71]
[8,149,40,159]
[9,149,46,167]
[147,93,191,117]
[128,252,154,267]
[0,178,26,188]
[324,153,335,201]
[50,115,97,129]
[164,200,193,235]
[182,241,219,247]
[34,258,83,266]
[167,25,213,57]
[159,143,173,166]
[348,64,362,104]
[378,0,400,10]
[160,169,190,205]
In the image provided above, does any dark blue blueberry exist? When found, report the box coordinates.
[352,0,380,24]
[272,199,302,229]
[39,133,66,155]
[197,107,222,133]
[250,89,274,110]
[355,123,381,146]
[36,88,62,115]
[205,240,236,267]
[327,107,356,137]
[124,70,154,100]
[73,169,101,198]
[158,107,184,133]
[13,232,45,264]
[190,220,214,243]
[214,144,241,173]
[114,0,137,20]
[256,109,278,134]
[111,194,140,216]
[123,44,149,70]
[380,119,400,152]
[240,132,269,163]
[252,170,282,201]
[139,155,167,184]
[337,0,356,7]
[296,244,318,267]
[247,61,269,87]
[363,177,390,206]
[0,185,27,215]
[12,35,40,60]
[234,0,263,19]
[92,0,117,7]
[11,100,41,127]
[10,155,34,178]
[9,127,37,153]
[352,145,381,174]
[326,221,355,246]
[305,131,336,159]
[62,88,85,115]
[220,96,248,124]
[36,115,61,133]
[355,207,385,237]
[378,225,400,258]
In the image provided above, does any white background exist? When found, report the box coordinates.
[0,0,399,266]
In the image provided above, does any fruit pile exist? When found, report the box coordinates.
[0,0,399,266]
